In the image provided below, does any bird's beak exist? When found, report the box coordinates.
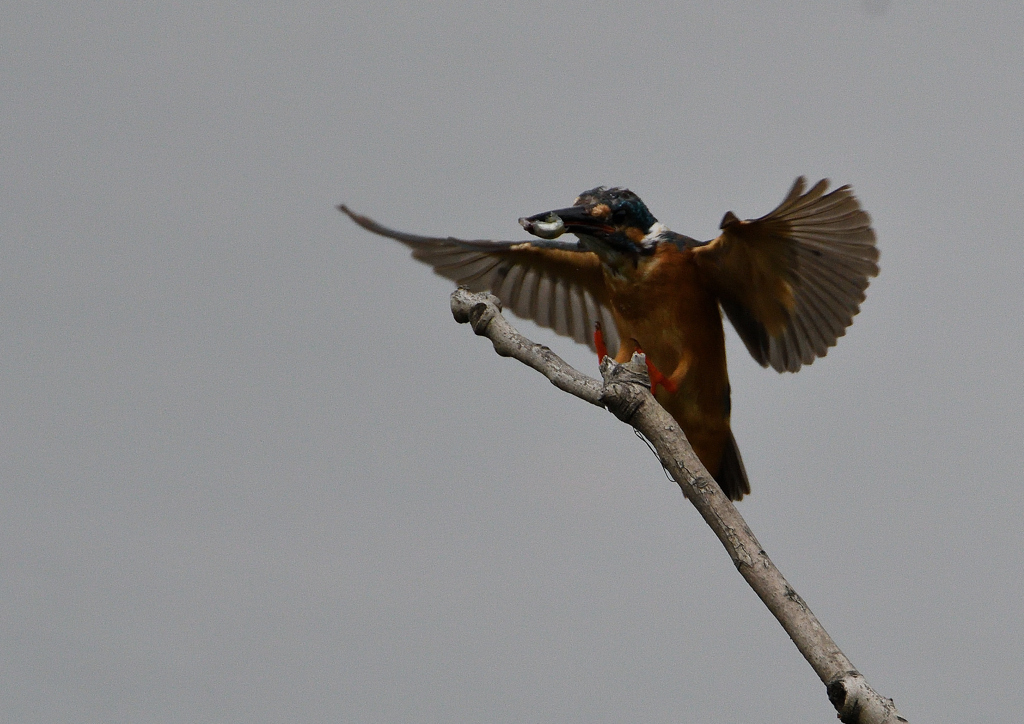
[518,206,614,240]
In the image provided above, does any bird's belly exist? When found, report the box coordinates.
[606,262,732,475]
[610,291,727,403]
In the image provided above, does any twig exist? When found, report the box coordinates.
[450,288,906,724]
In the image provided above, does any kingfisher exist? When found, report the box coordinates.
[340,178,878,500]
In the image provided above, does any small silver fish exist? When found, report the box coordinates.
[518,213,564,239]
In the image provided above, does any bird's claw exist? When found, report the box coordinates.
[594,323,676,394]
[643,356,678,394]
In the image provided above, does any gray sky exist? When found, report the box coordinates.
[2,2,1023,722]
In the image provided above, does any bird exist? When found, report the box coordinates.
[339,177,878,500]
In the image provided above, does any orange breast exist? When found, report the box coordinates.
[604,245,733,476]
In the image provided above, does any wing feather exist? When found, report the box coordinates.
[535,276,555,329]
[340,205,617,353]
[694,178,879,372]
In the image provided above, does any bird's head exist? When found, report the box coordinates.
[519,187,667,265]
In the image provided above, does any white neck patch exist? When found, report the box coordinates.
[641,222,669,248]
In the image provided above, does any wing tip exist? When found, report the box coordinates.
[719,210,740,230]
[338,203,378,233]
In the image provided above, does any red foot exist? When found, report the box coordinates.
[637,346,678,395]
[594,322,609,360]
[595,324,677,395]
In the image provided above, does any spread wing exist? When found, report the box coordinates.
[340,206,619,353]
[692,177,879,372]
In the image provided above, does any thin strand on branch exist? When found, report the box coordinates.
[450,287,906,724]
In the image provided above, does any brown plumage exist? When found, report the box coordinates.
[340,177,878,500]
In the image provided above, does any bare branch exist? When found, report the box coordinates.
[450,290,604,406]
[450,288,906,724]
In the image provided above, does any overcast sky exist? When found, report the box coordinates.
[3,2,1023,722]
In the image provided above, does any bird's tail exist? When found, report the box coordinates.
[716,431,751,501]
